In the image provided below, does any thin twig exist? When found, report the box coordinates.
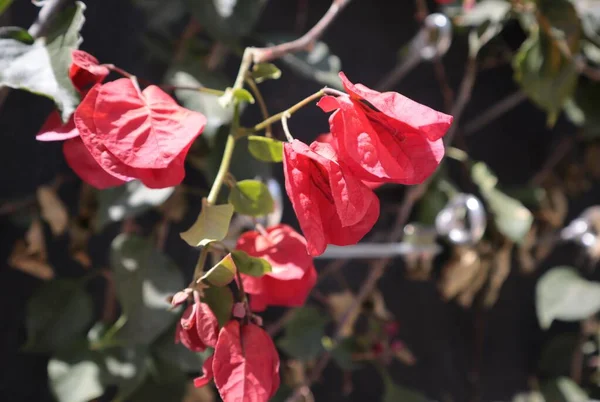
[464,91,527,136]
[531,136,574,186]
[245,75,272,137]
[251,0,351,64]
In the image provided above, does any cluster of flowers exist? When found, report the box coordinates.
[36,50,453,402]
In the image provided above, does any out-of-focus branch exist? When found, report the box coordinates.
[251,0,351,64]
[464,90,527,136]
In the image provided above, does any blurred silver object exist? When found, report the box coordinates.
[435,193,486,246]
[376,13,453,90]
[561,206,600,249]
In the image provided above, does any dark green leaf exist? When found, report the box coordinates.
[165,63,234,141]
[180,200,234,247]
[200,253,237,287]
[247,135,284,163]
[262,33,343,89]
[127,359,187,402]
[540,377,589,402]
[0,2,85,121]
[100,346,148,402]
[513,0,581,125]
[538,334,578,377]
[536,266,600,329]
[0,0,13,17]
[96,181,174,229]
[382,373,428,402]
[228,179,274,216]
[231,250,272,277]
[186,0,267,42]
[25,279,93,354]
[152,326,210,372]
[471,161,533,242]
[251,63,282,83]
[459,0,511,26]
[109,234,184,345]
[202,286,234,328]
[278,307,329,361]
[329,337,360,371]
[0,27,34,43]
[564,78,600,138]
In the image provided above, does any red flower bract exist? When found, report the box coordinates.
[213,321,280,402]
[236,224,317,312]
[317,72,453,185]
[63,137,126,189]
[75,79,206,188]
[36,111,79,142]
[175,300,219,352]
[283,139,380,256]
[69,50,109,94]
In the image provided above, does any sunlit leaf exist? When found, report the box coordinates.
[109,234,184,344]
[231,250,272,277]
[180,200,234,247]
[0,2,85,121]
[200,253,237,287]
[48,355,104,402]
[228,179,274,217]
[24,279,94,354]
[247,135,284,163]
[536,266,600,329]
[251,63,282,83]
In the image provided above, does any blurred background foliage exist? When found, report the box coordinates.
[4,0,600,401]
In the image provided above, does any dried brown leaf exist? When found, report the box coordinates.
[484,241,513,307]
[440,247,481,301]
[25,218,46,258]
[37,186,69,235]
[370,290,393,321]
[9,240,54,280]
[327,290,359,338]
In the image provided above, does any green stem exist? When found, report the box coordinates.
[244,75,272,137]
[206,103,240,204]
[192,245,210,283]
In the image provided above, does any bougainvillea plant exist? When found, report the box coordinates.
[14,0,600,401]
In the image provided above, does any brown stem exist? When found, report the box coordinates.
[251,0,351,64]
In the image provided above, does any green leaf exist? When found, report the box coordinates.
[202,286,234,328]
[180,200,234,247]
[459,0,511,26]
[200,253,237,287]
[564,78,600,138]
[100,346,148,402]
[128,359,187,402]
[278,307,329,361]
[24,279,94,354]
[538,334,578,377]
[231,88,255,104]
[152,327,211,372]
[262,33,343,89]
[48,355,104,402]
[329,336,360,371]
[231,250,272,277]
[0,0,13,17]
[165,64,234,141]
[513,0,581,125]
[109,234,184,344]
[247,135,284,163]
[0,26,33,43]
[540,377,589,402]
[471,161,533,243]
[96,181,174,229]
[251,63,282,83]
[228,179,274,217]
[0,2,85,121]
[186,0,267,42]
[536,266,600,329]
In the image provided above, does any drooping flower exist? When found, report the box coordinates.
[317,72,453,185]
[236,224,317,311]
[175,299,219,352]
[211,321,280,401]
[283,139,380,256]
[69,50,110,94]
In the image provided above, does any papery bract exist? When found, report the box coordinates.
[176,304,207,352]
[36,111,79,142]
[195,300,219,348]
[316,133,383,190]
[213,321,280,402]
[236,224,317,311]
[317,72,452,185]
[92,79,206,169]
[194,354,215,388]
[75,82,196,188]
[63,137,126,189]
[283,139,380,256]
[69,50,109,94]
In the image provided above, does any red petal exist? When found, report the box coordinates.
[36,111,79,142]
[258,264,317,310]
[213,321,280,402]
[134,142,191,189]
[316,95,339,113]
[283,140,379,256]
[63,137,126,189]
[339,72,453,141]
[196,302,219,348]
[176,305,207,352]
[194,355,215,388]
[93,79,206,169]
[69,50,109,94]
